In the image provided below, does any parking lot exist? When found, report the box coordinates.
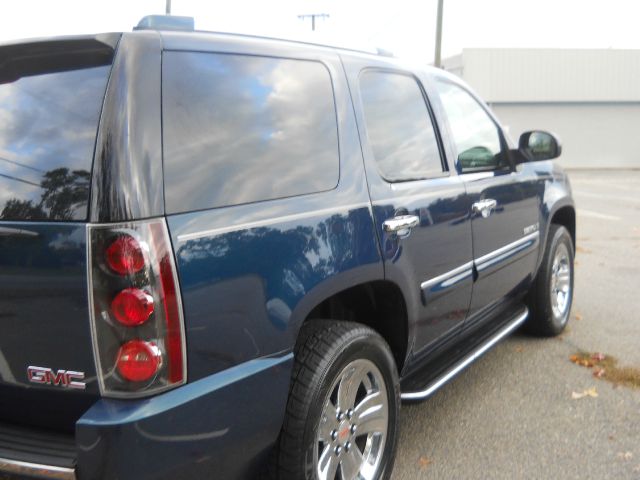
[392,170,640,479]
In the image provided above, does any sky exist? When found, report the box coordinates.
[0,0,639,63]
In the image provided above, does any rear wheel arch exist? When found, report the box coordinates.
[299,281,409,374]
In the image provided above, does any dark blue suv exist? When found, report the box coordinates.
[0,16,575,480]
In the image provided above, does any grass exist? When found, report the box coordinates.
[570,351,640,389]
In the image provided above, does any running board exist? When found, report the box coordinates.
[400,307,529,401]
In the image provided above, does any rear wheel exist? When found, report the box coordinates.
[275,321,399,480]
[526,224,574,336]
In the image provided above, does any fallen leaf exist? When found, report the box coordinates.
[572,387,598,399]
[418,456,432,469]
[593,368,606,378]
[514,345,524,353]
[574,313,583,321]
[591,352,606,362]
[608,435,615,441]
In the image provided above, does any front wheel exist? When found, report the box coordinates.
[526,224,575,336]
[275,321,399,480]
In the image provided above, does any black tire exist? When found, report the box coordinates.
[525,224,574,336]
[275,320,400,480]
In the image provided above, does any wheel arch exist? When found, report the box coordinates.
[550,205,576,247]
[294,280,409,373]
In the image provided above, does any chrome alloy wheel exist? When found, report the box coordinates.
[550,242,572,320]
[316,359,389,480]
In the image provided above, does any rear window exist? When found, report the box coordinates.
[162,51,339,213]
[0,40,113,221]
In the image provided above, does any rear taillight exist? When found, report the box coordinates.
[105,235,146,275]
[116,340,162,382]
[87,218,186,397]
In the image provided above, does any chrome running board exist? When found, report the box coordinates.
[401,307,529,401]
[0,457,75,480]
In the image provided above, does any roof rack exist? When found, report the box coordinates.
[132,15,396,60]
[134,15,194,32]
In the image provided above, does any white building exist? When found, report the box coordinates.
[443,49,640,168]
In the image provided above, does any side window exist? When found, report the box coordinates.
[359,71,444,182]
[435,79,505,172]
[162,52,339,213]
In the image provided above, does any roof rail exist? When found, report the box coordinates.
[134,15,195,32]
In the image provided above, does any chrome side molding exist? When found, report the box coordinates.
[420,232,539,294]
[475,232,539,272]
[420,261,474,292]
[400,307,529,401]
[0,457,75,480]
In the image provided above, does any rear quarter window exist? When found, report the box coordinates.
[0,42,113,221]
[162,51,340,213]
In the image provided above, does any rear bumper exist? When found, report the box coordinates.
[0,421,76,479]
[0,354,292,480]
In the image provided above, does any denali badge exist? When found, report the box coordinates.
[27,366,86,390]
[523,223,539,235]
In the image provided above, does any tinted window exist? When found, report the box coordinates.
[435,80,505,172]
[163,52,339,213]
[359,71,443,182]
[0,44,112,221]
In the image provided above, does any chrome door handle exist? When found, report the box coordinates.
[472,199,497,218]
[382,215,419,237]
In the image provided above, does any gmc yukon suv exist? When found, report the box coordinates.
[0,16,575,480]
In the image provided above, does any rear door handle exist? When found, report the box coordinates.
[382,215,419,237]
[472,199,497,218]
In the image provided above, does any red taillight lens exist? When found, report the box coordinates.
[111,288,154,327]
[88,219,187,397]
[116,340,161,382]
[105,235,145,275]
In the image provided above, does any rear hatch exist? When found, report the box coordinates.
[0,36,118,432]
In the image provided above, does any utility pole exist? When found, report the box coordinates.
[166,0,171,15]
[298,13,329,31]
[434,0,444,67]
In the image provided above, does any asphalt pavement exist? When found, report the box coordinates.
[391,170,640,480]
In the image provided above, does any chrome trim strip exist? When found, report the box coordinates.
[400,307,528,401]
[475,232,539,272]
[0,457,75,480]
[176,202,371,243]
[420,261,474,292]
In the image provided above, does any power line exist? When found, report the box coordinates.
[0,155,45,173]
[0,172,41,187]
[298,13,329,31]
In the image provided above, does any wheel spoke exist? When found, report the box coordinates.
[340,446,364,480]
[318,444,339,480]
[353,392,387,436]
[318,401,339,442]
[337,364,366,411]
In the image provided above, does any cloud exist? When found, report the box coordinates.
[0,63,109,214]
[163,51,339,213]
